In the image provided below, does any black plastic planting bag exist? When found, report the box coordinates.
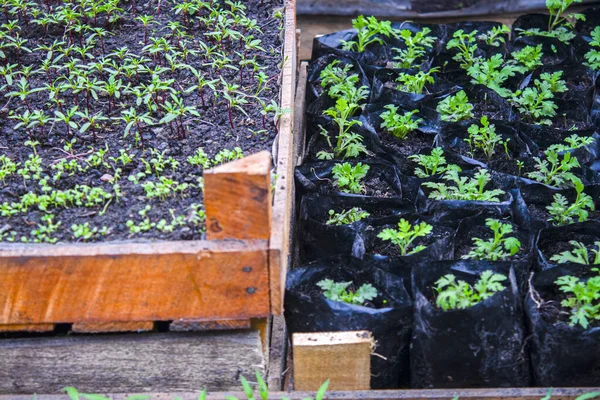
[285,260,413,388]
[298,193,415,262]
[295,159,403,198]
[511,14,574,66]
[526,264,600,386]
[535,220,600,270]
[411,262,529,388]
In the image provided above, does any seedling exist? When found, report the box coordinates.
[446,29,479,69]
[435,270,507,311]
[341,15,394,52]
[408,147,462,178]
[393,27,437,69]
[332,162,369,194]
[512,45,544,72]
[547,0,584,32]
[512,71,567,125]
[422,169,505,201]
[395,68,439,94]
[477,25,510,47]
[379,105,422,139]
[436,90,474,122]
[463,219,521,261]
[467,54,519,97]
[546,178,595,226]
[555,274,600,329]
[377,218,433,256]
[550,241,600,265]
[465,116,510,160]
[585,27,600,70]
[327,207,370,225]
[317,279,378,306]
[527,150,580,188]
[321,98,368,160]
[547,134,596,153]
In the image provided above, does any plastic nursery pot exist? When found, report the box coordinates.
[525,263,600,386]
[510,14,575,66]
[285,259,413,389]
[576,6,600,36]
[361,214,456,283]
[370,68,460,108]
[306,54,371,116]
[410,261,529,388]
[516,183,600,231]
[298,193,415,263]
[533,64,597,111]
[535,220,600,271]
[453,214,534,290]
[294,159,403,199]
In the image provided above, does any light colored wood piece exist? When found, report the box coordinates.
[267,315,289,391]
[169,319,251,332]
[0,331,265,394]
[204,151,272,241]
[269,0,298,315]
[0,324,55,332]
[0,240,270,325]
[72,321,154,333]
[293,331,372,391]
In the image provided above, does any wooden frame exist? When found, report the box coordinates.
[0,0,297,333]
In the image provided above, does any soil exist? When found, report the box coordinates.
[539,232,599,262]
[0,0,283,243]
[380,130,435,158]
[538,282,600,328]
[527,203,600,226]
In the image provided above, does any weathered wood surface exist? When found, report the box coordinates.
[72,321,155,333]
[0,240,270,325]
[0,331,265,394]
[270,0,298,316]
[0,323,55,332]
[293,331,372,391]
[297,0,599,17]
[267,315,289,391]
[204,151,272,241]
[169,318,251,332]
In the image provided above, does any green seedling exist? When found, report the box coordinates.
[327,207,370,225]
[377,218,433,256]
[422,169,505,201]
[317,279,378,305]
[435,270,507,311]
[546,178,595,226]
[436,90,474,122]
[379,105,422,139]
[551,241,600,265]
[332,162,369,194]
[408,147,462,178]
[463,218,521,261]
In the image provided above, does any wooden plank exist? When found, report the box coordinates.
[269,0,298,315]
[169,319,251,332]
[0,240,270,326]
[204,151,272,241]
[0,331,265,394]
[293,331,372,391]
[72,321,154,333]
[267,315,289,391]
[0,324,55,332]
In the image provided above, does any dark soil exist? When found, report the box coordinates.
[380,130,435,158]
[0,0,283,243]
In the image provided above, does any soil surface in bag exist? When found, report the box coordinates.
[526,263,600,386]
[511,14,574,66]
[535,221,600,270]
[285,259,413,388]
[298,193,415,262]
[411,262,529,388]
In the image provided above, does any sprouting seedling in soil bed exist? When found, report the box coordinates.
[435,270,507,311]
[408,147,462,178]
[393,27,437,69]
[320,98,368,160]
[436,90,474,122]
[547,0,584,32]
[395,68,439,94]
[319,60,357,93]
[0,155,17,184]
[317,279,378,306]
[465,116,511,161]
[422,169,505,202]
[585,27,600,70]
[463,218,521,261]
[467,54,519,98]
[511,71,567,125]
[547,134,596,153]
[551,241,600,265]
[477,25,510,47]
[547,178,595,226]
[327,207,370,225]
[341,15,394,52]
[378,218,433,256]
[379,105,422,140]
[554,274,600,329]
[446,29,479,69]
[332,162,369,194]
[527,149,580,188]
[512,45,544,73]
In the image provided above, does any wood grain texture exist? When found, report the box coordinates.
[270,0,298,315]
[0,240,270,325]
[0,331,265,394]
[169,319,251,332]
[267,315,289,391]
[293,331,372,391]
[72,321,154,333]
[0,324,55,332]
[204,151,272,241]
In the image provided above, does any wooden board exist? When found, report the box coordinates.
[293,331,372,391]
[269,0,299,315]
[72,321,154,333]
[0,240,270,325]
[0,331,265,394]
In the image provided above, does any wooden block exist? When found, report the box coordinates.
[72,321,154,333]
[0,240,270,325]
[293,331,372,391]
[0,324,55,332]
[169,319,251,332]
[0,331,265,394]
[204,151,272,241]
[267,315,289,391]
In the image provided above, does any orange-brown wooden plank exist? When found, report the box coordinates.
[0,323,55,332]
[0,240,270,325]
[204,151,272,241]
[269,0,298,315]
[169,319,251,332]
[72,321,155,333]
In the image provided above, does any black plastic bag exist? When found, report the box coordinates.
[411,261,529,388]
[285,259,413,388]
[535,220,600,270]
[526,263,600,386]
